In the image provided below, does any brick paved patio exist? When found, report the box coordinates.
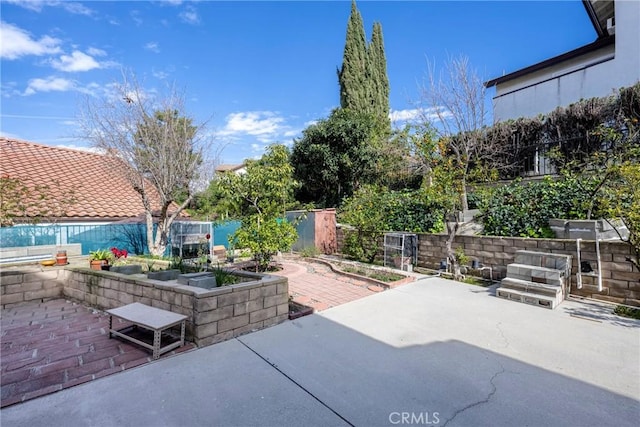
[277,259,383,312]
[1,257,405,408]
[0,299,195,408]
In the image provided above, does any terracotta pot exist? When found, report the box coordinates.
[56,250,68,265]
[90,259,108,271]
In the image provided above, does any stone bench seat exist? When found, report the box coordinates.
[506,263,565,286]
[513,251,571,272]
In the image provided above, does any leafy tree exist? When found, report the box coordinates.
[215,144,299,271]
[291,108,380,208]
[78,73,215,256]
[418,55,512,210]
[602,162,640,271]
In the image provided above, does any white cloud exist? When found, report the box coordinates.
[0,130,21,139]
[145,42,160,53]
[24,76,75,95]
[283,130,300,138]
[303,120,318,127]
[0,113,74,120]
[389,108,420,122]
[179,6,200,25]
[130,10,143,26]
[87,47,106,57]
[4,0,93,15]
[389,107,453,123]
[219,111,285,137]
[51,50,100,72]
[162,0,183,5]
[54,143,99,153]
[59,2,93,16]
[0,21,61,60]
[152,69,169,80]
[1,81,20,98]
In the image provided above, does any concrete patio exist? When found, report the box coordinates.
[2,276,638,426]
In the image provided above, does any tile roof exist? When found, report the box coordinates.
[0,137,185,221]
[215,163,246,173]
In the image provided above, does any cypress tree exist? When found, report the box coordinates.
[369,22,390,128]
[338,1,390,132]
[338,0,368,112]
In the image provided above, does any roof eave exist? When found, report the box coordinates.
[484,35,615,88]
[582,0,608,37]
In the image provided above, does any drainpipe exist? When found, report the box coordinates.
[576,238,583,290]
[595,227,603,292]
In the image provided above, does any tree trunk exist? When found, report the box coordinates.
[445,219,461,280]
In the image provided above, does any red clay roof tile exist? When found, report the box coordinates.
[0,137,186,221]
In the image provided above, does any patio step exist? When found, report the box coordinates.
[499,277,562,298]
[497,250,572,310]
[495,287,560,310]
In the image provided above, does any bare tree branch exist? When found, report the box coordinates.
[77,70,219,255]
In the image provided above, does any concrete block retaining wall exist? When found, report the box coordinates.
[336,227,640,306]
[1,267,289,347]
[0,268,64,307]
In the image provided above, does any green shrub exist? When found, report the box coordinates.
[613,305,640,320]
[210,264,238,286]
[300,246,320,258]
[479,177,594,237]
[339,186,445,263]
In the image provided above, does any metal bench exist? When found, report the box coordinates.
[107,303,187,360]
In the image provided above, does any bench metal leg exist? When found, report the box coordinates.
[109,315,113,338]
[180,321,185,347]
[153,330,161,360]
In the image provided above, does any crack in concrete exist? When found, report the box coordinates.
[236,337,354,426]
[442,363,506,427]
[495,322,509,349]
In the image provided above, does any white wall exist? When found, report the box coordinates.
[492,0,640,121]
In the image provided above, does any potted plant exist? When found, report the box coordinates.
[89,249,113,270]
[108,247,142,274]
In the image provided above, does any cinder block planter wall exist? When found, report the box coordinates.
[61,269,289,346]
[1,267,289,347]
[335,227,640,306]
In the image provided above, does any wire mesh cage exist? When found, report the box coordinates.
[383,232,417,271]
[169,221,213,260]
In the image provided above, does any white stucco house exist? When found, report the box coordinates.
[485,0,639,121]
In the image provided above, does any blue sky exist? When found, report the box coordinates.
[1,0,597,165]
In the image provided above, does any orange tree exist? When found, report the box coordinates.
[215,144,299,271]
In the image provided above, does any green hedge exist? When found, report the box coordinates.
[338,186,444,262]
[479,177,595,238]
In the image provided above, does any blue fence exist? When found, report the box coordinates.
[213,221,240,248]
[0,221,241,256]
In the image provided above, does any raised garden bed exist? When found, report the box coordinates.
[61,267,289,347]
[288,301,314,320]
[338,265,405,283]
[304,256,415,289]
